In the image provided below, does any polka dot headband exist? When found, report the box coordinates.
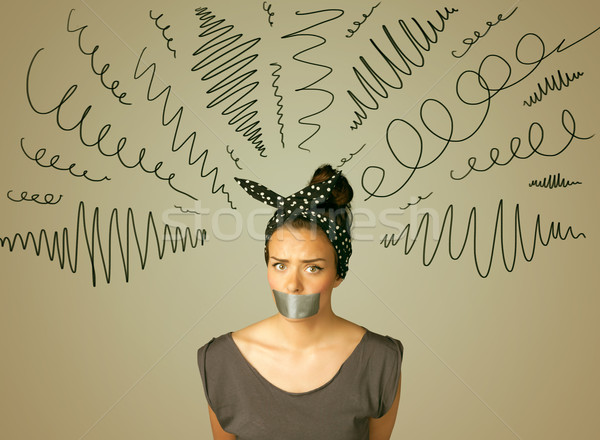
[234,171,352,278]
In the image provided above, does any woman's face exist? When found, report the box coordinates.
[267,226,342,314]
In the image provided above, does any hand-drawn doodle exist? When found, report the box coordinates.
[26,48,199,201]
[451,7,518,58]
[281,8,344,152]
[262,2,275,27]
[67,9,132,105]
[450,109,593,180]
[398,191,433,210]
[20,138,111,182]
[361,27,600,199]
[226,145,243,170]
[345,2,380,38]
[0,201,206,286]
[149,10,177,58]
[269,62,286,148]
[380,199,585,277]
[133,47,234,208]
[7,190,62,205]
[174,205,204,215]
[347,7,459,130]
[337,143,366,168]
[529,173,582,189]
[523,70,584,107]
[192,7,267,158]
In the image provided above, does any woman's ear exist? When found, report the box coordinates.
[333,275,343,288]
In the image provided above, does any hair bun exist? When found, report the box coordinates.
[309,164,353,208]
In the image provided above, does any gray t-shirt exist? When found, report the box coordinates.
[197,329,403,440]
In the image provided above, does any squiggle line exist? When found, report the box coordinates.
[0,202,206,287]
[529,173,582,189]
[399,191,433,210]
[523,70,584,107]
[269,62,286,148]
[380,199,585,278]
[192,7,267,157]
[282,8,344,151]
[133,48,234,208]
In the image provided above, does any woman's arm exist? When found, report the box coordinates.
[369,372,402,440]
[208,405,236,440]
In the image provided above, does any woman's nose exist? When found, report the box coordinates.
[286,270,302,293]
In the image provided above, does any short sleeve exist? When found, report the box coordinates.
[363,334,403,418]
[197,338,216,409]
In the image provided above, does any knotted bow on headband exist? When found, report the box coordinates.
[234,172,352,278]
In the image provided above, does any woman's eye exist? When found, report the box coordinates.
[306,265,322,273]
[274,263,286,270]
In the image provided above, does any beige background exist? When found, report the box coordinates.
[1,1,598,439]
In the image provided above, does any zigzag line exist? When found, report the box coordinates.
[380,199,585,277]
[0,201,206,286]
[282,8,344,151]
[270,62,286,148]
[133,48,234,208]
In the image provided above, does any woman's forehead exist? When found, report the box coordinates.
[268,226,335,258]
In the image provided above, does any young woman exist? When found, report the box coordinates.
[197,165,403,440]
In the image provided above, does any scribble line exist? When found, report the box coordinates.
[347,7,459,130]
[0,201,206,286]
[269,62,286,148]
[282,8,344,151]
[529,173,582,189]
[523,70,584,107]
[192,7,267,157]
[380,199,585,277]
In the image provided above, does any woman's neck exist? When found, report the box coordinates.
[270,310,342,351]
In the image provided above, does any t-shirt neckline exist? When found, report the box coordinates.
[226,329,369,396]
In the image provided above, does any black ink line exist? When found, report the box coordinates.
[132,47,234,208]
[337,143,366,168]
[7,190,62,205]
[66,9,132,105]
[149,10,177,58]
[0,201,206,287]
[192,7,267,158]
[346,2,380,38]
[361,27,600,200]
[20,138,111,182]
[380,199,585,278]
[263,2,275,27]
[26,48,196,201]
[226,145,243,170]
[529,173,582,189]
[450,109,593,180]
[282,8,344,151]
[174,205,203,215]
[347,7,459,130]
[398,191,433,210]
[523,70,584,107]
[451,7,517,58]
[269,62,286,148]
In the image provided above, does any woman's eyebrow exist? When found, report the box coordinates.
[270,257,327,263]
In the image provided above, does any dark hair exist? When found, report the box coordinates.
[265,164,353,273]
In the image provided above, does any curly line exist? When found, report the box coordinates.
[269,62,286,148]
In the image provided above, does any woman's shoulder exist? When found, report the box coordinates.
[362,328,404,362]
